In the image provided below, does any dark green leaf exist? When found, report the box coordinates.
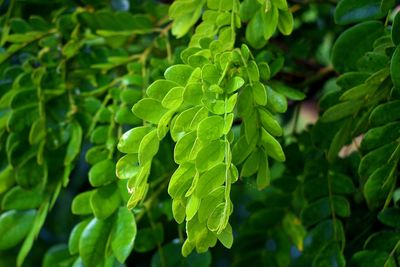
[334,0,385,25]
[332,21,384,73]
[90,183,121,219]
[111,208,137,263]
[0,209,36,250]
[89,159,117,187]
[79,218,112,267]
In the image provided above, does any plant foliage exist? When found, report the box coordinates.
[0,0,399,266]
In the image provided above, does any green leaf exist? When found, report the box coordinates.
[79,217,112,267]
[301,196,350,226]
[158,110,175,139]
[362,122,400,151]
[232,135,257,165]
[64,121,82,165]
[252,81,267,106]
[90,125,109,145]
[135,224,164,253]
[132,99,168,124]
[1,186,43,210]
[359,143,397,179]
[227,76,245,94]
[247,61,260,82]
[115,106,141,125]
[71,191,93,215]
[138,129,159,165]
[43,245,74,267]
[336,72,371,90]
[242,109,259,146]
[14,157,46,189]
[152,242,211,267]
[278,9,293,35]
[168,163,196,198]
[69,219,91,255]
[241,149,260,177]
[183,83,203,105]
[89,159,117,187]
[190,107,209,130]
[17,202,49,267]
[196,140,225,172]
[246,7,278,48]
[271,82,305,100]
[390,46,400,90]
[121,89,142,105]
[312,242,345,267]
[303,173,354,202]
[340,83,377,101]
[350,250,396,267]
[169,0,204,38]
[162,87,184,109]
[369,100,400,127]
[111,208,137,263]
[118,126,152,154]
[266,86,287,113]
[321,101,362,122]
[0,166,14,194]
[327,119,353,163]
[332,21,384,73]
[116,154,139,180]
[202,64,220,85]
[196,163,226,197]
[147,80,180,101]
[197,116,224,141]
[188,54,209,68]
[8,104,39,132]
[378,208,400,228]
[171,106,201,141]
[164,64,194,86]
[207,203,225,231]
[90,183,121,219]
[364,231,400,252]
[127,182,149,209]
[334,0,385,25]
[0,209,36,250]
[256,150,270,190]
[172,199,186,224]
[223,113,234,135]
[237,86,254,118]
[357,52,389,73]
[261,128,285,162]
[198,186,224,223]
[29,118,46,145]
[240,0,260,21]
[174,131,197,164]
[216,223,233,248]
[62,40,80,58]
[258,108,282,136]
[364,164,393,210]
[392,11,400,46]
[86,146,109,165]
[186,195,201,220]
[207,0,233,10]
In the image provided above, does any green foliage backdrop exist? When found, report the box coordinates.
[0,0,399,266]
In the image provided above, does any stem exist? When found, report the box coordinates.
[383,239,400,267]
